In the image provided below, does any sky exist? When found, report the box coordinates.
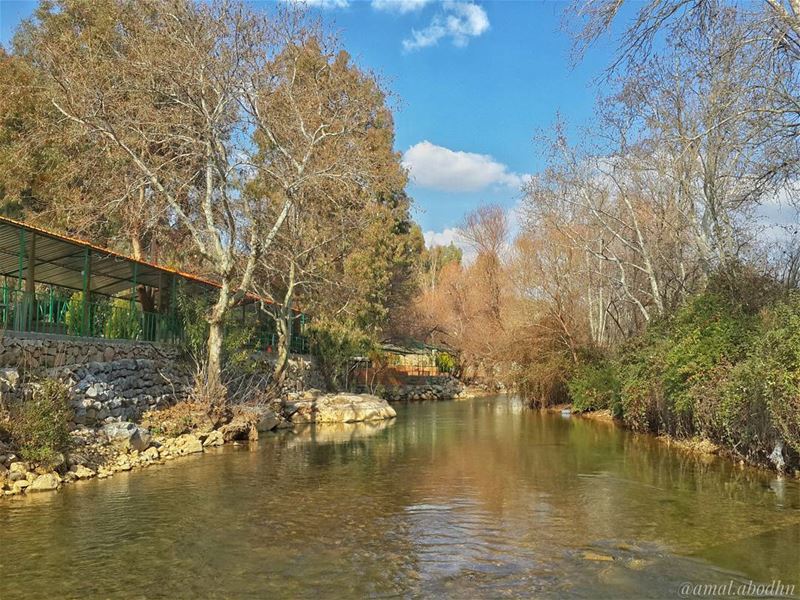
[0,0,624,251]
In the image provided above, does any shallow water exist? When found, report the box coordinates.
[1,396,798,599]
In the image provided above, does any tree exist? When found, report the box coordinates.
[245,37,408,381]
[419,242,462,293]
[339,198,424,335]
[17,0,388,395]
[570,0,800,191]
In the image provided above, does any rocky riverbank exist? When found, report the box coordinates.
[374,376,503,403]
[0,391,395,497]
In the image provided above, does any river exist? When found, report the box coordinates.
[1,396,798,599]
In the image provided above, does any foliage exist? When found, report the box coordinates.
[103,298,141,340]
[572,281,800,468]
[177,290,256,374]
[435,351,456,374]
[508,352,573,409]
[567,359,621,416]
[307,318,377,391]
[8,379,71,467]
[616,290,761,436]
[64,291,109,337]
[753,293,800,458]
[64,291,84,336]
[341,201,424,333]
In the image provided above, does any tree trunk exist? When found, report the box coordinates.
[273,310,290,383]
[272,261,296,383]
[205,286,230,402]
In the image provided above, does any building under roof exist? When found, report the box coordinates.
[0,215,309,350]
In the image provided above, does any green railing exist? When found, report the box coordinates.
[0,287,183,344]
[0,284,311,352]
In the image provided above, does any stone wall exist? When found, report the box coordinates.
[254,353,327,394]
[0,331,183,371]
[0,333,192,428]
[0,333,330,428]
[57,358,192,427]
[369,375,464,402]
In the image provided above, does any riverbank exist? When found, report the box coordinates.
[546,404,800,479]
[0,392,396,498]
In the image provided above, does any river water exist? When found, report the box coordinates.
[1,396,798,599]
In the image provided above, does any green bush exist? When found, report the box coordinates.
[9,379,72,467]
[104,298,141,340]
[435,351,456,374]
[567,360,621,416]
[616,292,759,436]
[64,291,85,336]
[64,292,110,337]
[307,318,376,391]
[756,293,800,457]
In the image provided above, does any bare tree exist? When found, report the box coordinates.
[237,38,407,382]
[18,0,373,396]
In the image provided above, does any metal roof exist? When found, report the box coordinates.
[0,215,229,298]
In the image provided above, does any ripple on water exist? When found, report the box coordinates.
[1,397,799,599]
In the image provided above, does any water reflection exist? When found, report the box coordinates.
[0,397,798,599]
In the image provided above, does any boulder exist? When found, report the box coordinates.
[8,461,28,481]
[237,407,280,432]
[219,419,258,442]
[286,394,396,424]
[104,422,152,452]
[174,434,203,455]
[74,465,96,479]
[28,472,61,492]
[141,447,160,462]
[203,430,224,447]
[12,479,29,493]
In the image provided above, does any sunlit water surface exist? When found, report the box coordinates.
[1,396,798,599]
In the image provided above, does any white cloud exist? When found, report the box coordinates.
[287,0,350,9]
[424,227,461,247]
[371,0,432,13]
[402,1,489,51]
[424,227,476,262]
[403,141,527,192]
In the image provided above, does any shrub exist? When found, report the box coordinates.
[65,291,110,337]
[616,292,759,436]
[510,353,573,408]
[104,298,141,340]
[692,360,774,464]
[756,293,800,458]
[567,360,621,415]
[9,379,71,467]
[307,318,376,391]
[435,351,456,374]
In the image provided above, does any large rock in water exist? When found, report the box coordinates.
[28,472,61,493]
[104,422,152,452]
[287,393,396,424]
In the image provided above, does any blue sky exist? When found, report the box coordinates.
[0,0,623,248]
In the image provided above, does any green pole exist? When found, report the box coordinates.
[17,229,24,291]
[169,275,177,343]
[15,229,25,331]
[131,262,139,340]
[81,248,91,336]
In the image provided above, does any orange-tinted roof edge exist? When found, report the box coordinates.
[0,215,280,307]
